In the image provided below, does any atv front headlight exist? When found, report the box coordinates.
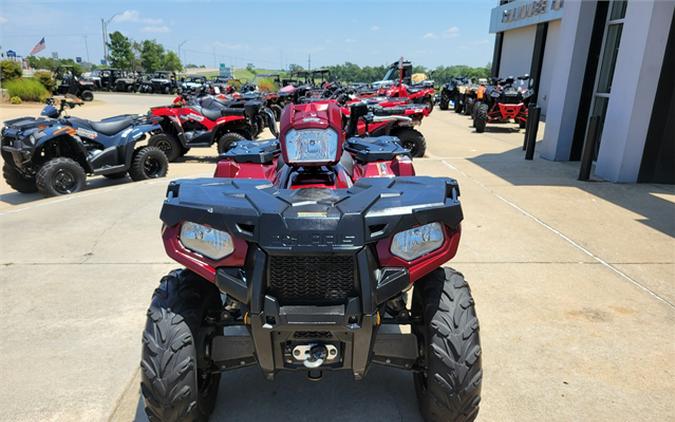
[284,128,338,163]
[180,222,234,260]
[390,222,444,261]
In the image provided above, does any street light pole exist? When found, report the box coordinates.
[178,40,188,67]
[101,12,121,65]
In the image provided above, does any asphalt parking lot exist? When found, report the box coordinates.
[1,93,674,421]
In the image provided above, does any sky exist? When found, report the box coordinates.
[0,0,497,69]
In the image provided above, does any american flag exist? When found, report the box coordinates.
[29,37,46,56]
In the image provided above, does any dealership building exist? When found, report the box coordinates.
[490,0,674,183]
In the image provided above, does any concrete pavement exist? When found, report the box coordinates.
[0,95,673,421]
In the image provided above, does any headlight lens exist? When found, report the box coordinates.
[180,222,234,260]
[390,222,444,261]
[284,128,338,163]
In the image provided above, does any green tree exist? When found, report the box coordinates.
[141,40,165,73]
[107,31,134,70]
[162,51,183,72]
[0,60,23,81]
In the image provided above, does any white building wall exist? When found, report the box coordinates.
[499,25,536,78]
[537,19,560,117]
[595,0,674,182]
[540,0,598,161]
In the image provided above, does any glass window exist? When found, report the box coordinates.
[590,96,609,159]
[610,0,628,21]
[597,24,623,93]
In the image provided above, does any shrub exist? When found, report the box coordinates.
[34,70,56,92]
[3,78,50,102]
[0,60,23,81]
[10,96,22,104]
[257,78,278,93]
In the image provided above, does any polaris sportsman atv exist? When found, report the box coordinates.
[1,97,169,197]
[148,93,277,161]
[473,75,533,133]
[140,101,482,422]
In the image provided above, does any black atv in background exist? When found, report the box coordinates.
[54,66,95,101]
[439,77,471,113]
[1,97,169,196]
[139,71,179,94]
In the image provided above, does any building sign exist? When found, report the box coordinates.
[219,63,232,78]
[490,0,564,33]
[6,50,17,58]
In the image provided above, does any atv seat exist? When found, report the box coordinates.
[68,115,135,136]
[89,116,135,136]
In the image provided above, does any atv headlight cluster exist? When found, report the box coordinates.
[284,128,338,163]
[390,222,444,261]
[180,222,234,260]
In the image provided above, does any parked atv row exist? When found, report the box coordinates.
[439,75,534,133]
[1,97,169,197]
[148,91,278,161]
[140,100,482,422]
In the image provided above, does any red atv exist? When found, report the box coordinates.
[473,76,533,133]
[372,59,436,112]
[140,101,482,422]
[148,94,277,161]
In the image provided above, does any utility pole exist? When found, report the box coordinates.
[178,40,188,67]
[83,35,90,63]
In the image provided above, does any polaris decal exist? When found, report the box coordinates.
[76,128,98,139]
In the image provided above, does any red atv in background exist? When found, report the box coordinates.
[371,59,436,112]
[473,76,534,133]
[140,100,482,422]
[148,93,277,161]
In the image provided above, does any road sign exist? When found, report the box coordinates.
[76,57,82,63]
[6,50,17,58]
[219,63,232,78]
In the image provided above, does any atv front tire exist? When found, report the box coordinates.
[141,270,223,422]
[129,146,168,181]
[393,128,427,158]
[464,98,474,116]
[474,103,488,133]
[149,133,182,162]
[81,90,94,102]
[36,157,86,196]
[439,95,449,111]
[217,132,246,155]
[3,162,37,193]
[412,268,482,422]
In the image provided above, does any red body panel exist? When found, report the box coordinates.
[213,159,278,182]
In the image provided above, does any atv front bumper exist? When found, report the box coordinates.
[160,177,463,379]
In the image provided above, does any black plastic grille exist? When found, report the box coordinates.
[268,255,356,305]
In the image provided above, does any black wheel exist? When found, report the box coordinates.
[217,132,246,155]
[464,98,474,116]
[471,101,482,127]
[3,162,37,193]
[80,90,94,102]
[474,103,488,133]
[141,269,223,422]
[454,95,463,113]
[519,115,528,129]
[412,268,482,422]
[129,146,168,181]
[149,133,182,162]
[439,94,449,111]
[426,96,434,114]
[103,171,127,179]
[270,104,283,122]
[393,128,426,158]
[36,157,86,196]
[127,84,134,93]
